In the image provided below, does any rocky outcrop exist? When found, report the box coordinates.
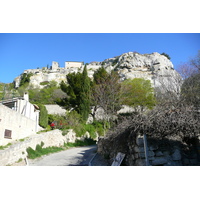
[14,52,182,93]
[101,52,182,92]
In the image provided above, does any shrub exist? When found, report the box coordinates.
[161,52,171,60]
[26,143,63,159]
[40,81,49,86]
[38,104,48,128]
[19,73,33,87]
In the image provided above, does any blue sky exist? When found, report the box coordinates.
[0,33,199,83]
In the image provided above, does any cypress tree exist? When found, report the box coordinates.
[38,104,48,128]
[79,65,91,122]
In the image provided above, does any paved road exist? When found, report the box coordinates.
[28,145,97,166]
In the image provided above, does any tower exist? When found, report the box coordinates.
[51,61,59,71]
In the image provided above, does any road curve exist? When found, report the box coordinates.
[28,145,97,166]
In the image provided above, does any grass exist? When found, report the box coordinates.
[64,138,96,148]
[26,143,64,159]
[26,138,96,159]
[0,143,12,150]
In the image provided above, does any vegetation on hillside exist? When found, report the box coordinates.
[161,52,171,60]
[121,78,156,112]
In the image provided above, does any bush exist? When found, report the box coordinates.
[19,73,33,87]
[161,52,171,60]
[40,81,49,86]
[26,142,64,159]
[38,104,48,128]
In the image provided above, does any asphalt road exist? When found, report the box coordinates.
[28,145,97,166]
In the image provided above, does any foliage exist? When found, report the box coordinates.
[16,82,29,96]
[93,66,108,85]
[40,81,49,86]
[73,122,104,139]
[19,73,33,87]
[0,143,12,150]
[65,138,96,147]
[79,65,91,121]
[112,57,119,66]
[181,72,200,108]
[38,104,48,128]
[0,83,15,100]
[26,142,64,159]
[48,111,105,138]
[92,68,121,121]
[121,78,156,111]
[161,52,171,60]
[179,50,200,108]
[66,110,82,127]
[60,67,92,121]
[60,72,83,110]
[29,81,67,104]
[189,50,200,71]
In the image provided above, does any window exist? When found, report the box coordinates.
[4,129,12,139]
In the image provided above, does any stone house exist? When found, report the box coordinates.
[65,61,84,69]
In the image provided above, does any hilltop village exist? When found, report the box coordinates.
[1,51,199,166]
[14,52,182,92]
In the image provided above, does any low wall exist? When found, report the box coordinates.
[45,104,66,115]
[0,129,76,166]
[98,134,200,166]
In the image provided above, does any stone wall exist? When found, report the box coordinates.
[0,129,77,166]
[97,134,200,166]
[128,135,183,166]
[45,104,66,115]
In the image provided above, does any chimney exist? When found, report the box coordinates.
[24,92,29,102]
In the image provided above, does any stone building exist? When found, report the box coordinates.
[51,61,60,71]
[65,61,84,69]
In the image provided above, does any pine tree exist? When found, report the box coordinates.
[79,65,91,122]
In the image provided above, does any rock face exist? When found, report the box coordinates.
[14,52,182,92]
[101,52,182,92]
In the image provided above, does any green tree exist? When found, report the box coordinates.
[60,72,83,110]
[79,65,91,121]
[19,73,33,87]
[121,78,156,112]
[28,81,66,104]
[38,104,48,128]
[60,67,92,121]
[93,66,108,84]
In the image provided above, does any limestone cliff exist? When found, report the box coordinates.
[101,52,182,93]
[14,52,182,92]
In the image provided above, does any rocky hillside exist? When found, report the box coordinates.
[14,52,182,92]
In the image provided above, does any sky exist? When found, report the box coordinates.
[0,33,199,83]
